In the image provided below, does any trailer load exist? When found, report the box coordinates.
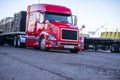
[100,32,120,39]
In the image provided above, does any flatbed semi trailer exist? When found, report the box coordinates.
[84,37,120,53]
[0,11,26,47]
[0,4,83,53]
[0,32,25,47]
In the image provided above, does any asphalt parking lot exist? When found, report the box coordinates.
[0,46,120,80]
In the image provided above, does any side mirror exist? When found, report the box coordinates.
[80,25,85,31]
[82,25,85,28]
[72,15,77,26]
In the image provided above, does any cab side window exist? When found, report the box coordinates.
[29,14,34,22]
[28,13,34,32]
[36,12,44,23]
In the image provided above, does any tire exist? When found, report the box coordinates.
[111,44,119,53]
[17,36,26,48]
[40,36,49,51]
[17,38,22,48]
[94,45,97,52]
[0,42,4,45]
[0,37,4,46]
[70,49,80,53]
[0,40,4,46]
[14,36,18,47]
[119,46,120,53]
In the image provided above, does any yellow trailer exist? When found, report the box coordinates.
[101,32,120,39]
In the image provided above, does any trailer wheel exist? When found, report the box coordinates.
[17,38,22,48]
[0,42,4,45]
[111,44,119,53]
[119,46,120,52]
[14,36,23,48]
[69,49,80,53]
[14,36,18,47]
[40,36,49,51]
[0,37,4,45]
[16,36,26,48]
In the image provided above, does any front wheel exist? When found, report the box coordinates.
[40,36,49,51]
[69,49,80,53]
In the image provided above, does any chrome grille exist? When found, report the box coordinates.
[61,29,78,40]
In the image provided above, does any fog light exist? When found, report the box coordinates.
[48,34,56,40]
[50,41,57,46]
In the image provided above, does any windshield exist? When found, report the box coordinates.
[45,12,72,24]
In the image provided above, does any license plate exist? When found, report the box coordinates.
[64,45,74,49]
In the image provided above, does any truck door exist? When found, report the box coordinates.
[36,12,44,34]
[26,13,36,46]
[27,13,36,34]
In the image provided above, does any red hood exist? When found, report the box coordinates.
[48,22,78,29]
[46,21,80,42]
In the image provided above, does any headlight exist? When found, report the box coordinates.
[50,24,57,33]
[48,34,56,40]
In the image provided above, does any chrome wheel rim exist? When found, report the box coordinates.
[40,38,45,49]
[14,37,16,46]
[18,39,20,47]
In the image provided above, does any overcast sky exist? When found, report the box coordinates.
[0,0,120,36]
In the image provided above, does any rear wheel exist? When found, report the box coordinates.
[119,46,120,53]
[0,42,4,45]
[17,38,22,48]
[14,36,23,48]
[0,37,4,45]
[111,44,119,53]
[69,49,80,53]
[17,38,25,48]
[14,36,18,47]
[40,36,49,51]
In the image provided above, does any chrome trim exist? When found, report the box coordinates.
[61,28,78,41]
[58,42,78,46]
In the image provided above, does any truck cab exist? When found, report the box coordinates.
[25,4,82,53]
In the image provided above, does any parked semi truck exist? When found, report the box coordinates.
[0,4,83,53]
[84,32,120,53]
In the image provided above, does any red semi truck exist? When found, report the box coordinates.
[0,4,83,53]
